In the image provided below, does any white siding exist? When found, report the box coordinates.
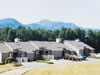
[16,57,28,63]
[2,53,9,63]
[0,53,9,63]
[90,50,95,53]
[27,53,34,61]
[79,49,94,56]
[79,50,83,55]
[52,51,63,59]
[0,53,2,63]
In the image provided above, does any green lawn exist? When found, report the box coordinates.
[88,56,100,59]
[24,62,100,75]
[0,63,22,73]
[0,64,14,73]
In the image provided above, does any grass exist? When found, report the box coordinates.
[88,56,100,59]
[24,62,100,75]
[0,63,22,73]
[36,60,54,64]
[0,64,14,73]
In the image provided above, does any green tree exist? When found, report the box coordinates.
[58,27,66,39]
[86,29,96,49]
[65,29,76,40]
[74,28,86,41]
[7,29,16,41]
[95,31,100,52]
[0,27,10,41]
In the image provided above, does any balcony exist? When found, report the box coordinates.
[42,55,54,61]
[16,57,28,63]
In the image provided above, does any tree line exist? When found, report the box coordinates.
[0,26,100,53]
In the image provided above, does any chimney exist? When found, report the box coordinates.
[14,38,20,43]
[75,39,80,42]
[56,38,61,43]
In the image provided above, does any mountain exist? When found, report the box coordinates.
[24,23,44,29]
[0,18,99,31]
[0,18,22,28]
[24,19,78,30]
[0,18,78,30]
[37,19,77,30]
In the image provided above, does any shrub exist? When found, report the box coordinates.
[5,57,14,64]
[0,62,4,65]
[88,56,100,59]
[48,62,54,64]
[13,62,22,67]
[36,60,54,64]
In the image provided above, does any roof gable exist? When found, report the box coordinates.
[64,40,95,51]
[0,43,11,53]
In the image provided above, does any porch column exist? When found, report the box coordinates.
[9,52,13,58]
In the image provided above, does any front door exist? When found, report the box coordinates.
[13,52,19,58]
[83,49,90,56]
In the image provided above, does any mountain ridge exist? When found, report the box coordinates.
[0,18,22,28]
[0,18,78,30]
[0,18,99,31]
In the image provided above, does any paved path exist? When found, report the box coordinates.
[0,58,100,75]
[0,62,48,75]
[0,67,32,75]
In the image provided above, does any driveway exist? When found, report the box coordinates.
[1,58,100,75]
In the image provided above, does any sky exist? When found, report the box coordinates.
[0,0,100,28]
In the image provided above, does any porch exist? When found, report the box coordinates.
[9,49,28,63]
[34,47,54,60]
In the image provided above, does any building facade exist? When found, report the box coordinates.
[0,39,95,63]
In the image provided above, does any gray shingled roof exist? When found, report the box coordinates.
[6,42,37,53]
[0,40,95,53]
[64,40,95,51]
[30,41,72,51]
[0,43,11,53]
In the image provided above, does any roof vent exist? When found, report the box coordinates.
[56,38,61,43]
[75,39,80,42]
[14,38,20,43]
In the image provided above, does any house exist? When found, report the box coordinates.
[30,41,72,60]
[0,43,11,63]
[64,40,95,56]
[0,38,95,63]
[4,42,37,62]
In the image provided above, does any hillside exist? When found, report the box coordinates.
[0,18,22,28]
[0,18,77,30]
[0,18,100,31]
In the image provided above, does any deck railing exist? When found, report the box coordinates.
[42,55,54,60]
[16,57,28,63]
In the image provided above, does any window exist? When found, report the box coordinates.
[19,53,22,57]
[45,51,48,55]
[67,50,71,54]
[25,52,27,57]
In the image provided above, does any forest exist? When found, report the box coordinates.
[0,26,100,53]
